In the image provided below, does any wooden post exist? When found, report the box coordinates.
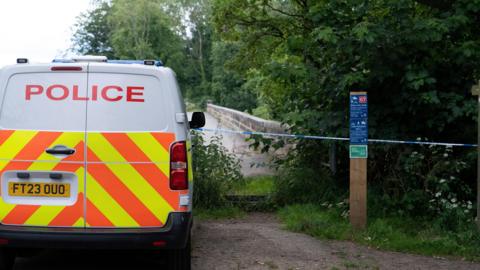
[350,158,367,229]
[349,92,368,229]
[472,81,480,228]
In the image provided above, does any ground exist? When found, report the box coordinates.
[10,212,480,269]
[192,213,480,270]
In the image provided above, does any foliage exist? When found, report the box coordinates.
[170,0,215,99]
[185,101,202,112]
[71,1,115,58]
[279,203,480,261]
[213,0,480,140]
[212,0,480,226]
[71,0,205,96]
[108,0,187,81]
[369,145,476,230]
[273,163,339,206]
[209,41,257,112]
[191,131,243,208]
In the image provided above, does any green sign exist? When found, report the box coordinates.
[350,145,368,159]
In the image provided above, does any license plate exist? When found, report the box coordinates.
[8,182,70,198]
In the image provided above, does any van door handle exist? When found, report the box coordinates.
[45,145,76,156]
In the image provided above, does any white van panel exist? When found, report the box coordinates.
[0,72,87,131]
[86,73,173,132]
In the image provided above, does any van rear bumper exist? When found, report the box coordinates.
[0,212,191,250]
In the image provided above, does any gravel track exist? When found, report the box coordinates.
[192,213,480,270]
[10,212,480,269]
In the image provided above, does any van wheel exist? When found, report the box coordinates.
[167,234,191,270]
[0,248,15,270]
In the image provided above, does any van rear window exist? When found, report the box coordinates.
[0,72,172,132]
[1,73,87,131]
[86,73,172,132]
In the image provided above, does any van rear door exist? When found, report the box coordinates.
[85,65,179,228]
[0,64,88,227]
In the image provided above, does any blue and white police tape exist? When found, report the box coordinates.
[193,127,477,148]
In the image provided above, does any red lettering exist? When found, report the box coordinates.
[24,84,146,102]
[101,86,123,102]
[91,85,98,101]
[72,85,89,101]
[46,85,69,101]
[25,85,43,100]
[126,86,145,102]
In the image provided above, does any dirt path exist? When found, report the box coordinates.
[192,213,480,270]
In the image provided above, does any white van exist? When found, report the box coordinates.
[0,56,204,270]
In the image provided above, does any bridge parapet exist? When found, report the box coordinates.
[206,103,287,134]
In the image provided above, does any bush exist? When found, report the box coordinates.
[191,131,243,208]
[401,146,474,230]
[273,164,338,206]
[266,135,475,230]
[369,144,475,231]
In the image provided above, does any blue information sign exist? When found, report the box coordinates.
[350,92,368,145]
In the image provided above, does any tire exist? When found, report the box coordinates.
[0,248,15,270]
[167,234,191,270]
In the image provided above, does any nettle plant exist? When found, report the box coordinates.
[403,145,473,229]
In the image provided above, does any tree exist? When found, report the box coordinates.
[211,40,257,112]
[71,1,115,58]
[212,0,480,217]
[212,0,480,147]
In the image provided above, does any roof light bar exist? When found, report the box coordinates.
[52,58,164,67]
[72,55,108,63]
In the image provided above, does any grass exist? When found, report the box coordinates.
[278,204,480,261]
[194,206,245,220]
[230,175,275,196]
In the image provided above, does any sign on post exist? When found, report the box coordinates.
[349,145,368,158]
[349,92,368,229]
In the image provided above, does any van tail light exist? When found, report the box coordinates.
[170,141,188,190]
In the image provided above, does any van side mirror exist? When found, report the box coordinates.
[189,112,205,129]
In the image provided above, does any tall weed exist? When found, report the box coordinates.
[191,131,243,208]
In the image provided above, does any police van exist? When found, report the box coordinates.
[0,56,204,270]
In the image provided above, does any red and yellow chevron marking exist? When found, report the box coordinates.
[0,130,85,227]
[85,132,179,228]
[0,129,186,228]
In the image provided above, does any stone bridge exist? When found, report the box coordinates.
[190,103,288,177]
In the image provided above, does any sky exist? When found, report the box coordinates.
[0,0,92,68]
